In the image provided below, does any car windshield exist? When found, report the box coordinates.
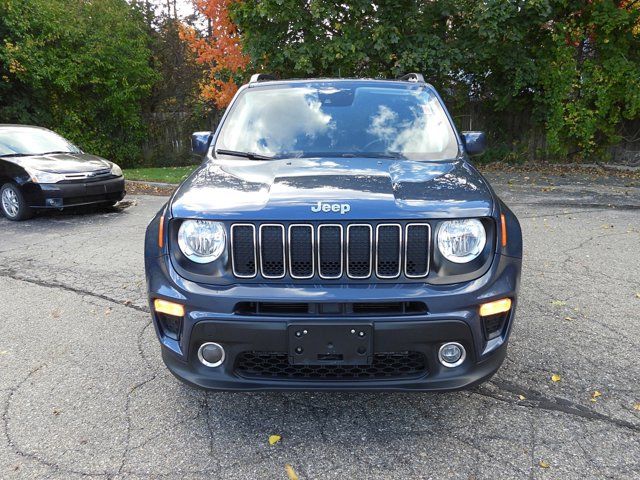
[0,127,81,157]
[215,82,459,161]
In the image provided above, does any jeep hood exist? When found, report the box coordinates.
[170,157,495,221]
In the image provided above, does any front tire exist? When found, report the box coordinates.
[1,183,33,221]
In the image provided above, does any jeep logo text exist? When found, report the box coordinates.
[311,201,351,215]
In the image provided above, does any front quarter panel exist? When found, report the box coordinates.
[0,159,31,186]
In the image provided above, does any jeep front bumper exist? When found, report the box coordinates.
[146,246,521,391]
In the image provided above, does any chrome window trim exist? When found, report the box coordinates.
[346,223,373,279]
[259,223,286,279]
[375,223,402,279]
[288,224,315,279]
[230,224,257,279]
[404,223,431,279]
[317,224,344,280]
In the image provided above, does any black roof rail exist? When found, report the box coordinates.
[249,73,276,83]
[397,73,425,83]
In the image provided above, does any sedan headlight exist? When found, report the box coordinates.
[178,220,226,263]
[25,168,66,184]
[437,219,486,263]
[110,163,123,177]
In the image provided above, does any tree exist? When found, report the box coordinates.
[0,0,158,165]
[181,0,248,108]
[226,0,640,160]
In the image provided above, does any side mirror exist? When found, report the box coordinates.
[461,131,486,157]
[191,131,214,157]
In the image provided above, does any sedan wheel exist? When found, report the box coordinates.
[1,183,33,221]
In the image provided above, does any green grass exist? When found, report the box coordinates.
[123,166,198,184]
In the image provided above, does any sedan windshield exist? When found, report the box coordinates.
[0,127,81,157]
[215,82,459,161]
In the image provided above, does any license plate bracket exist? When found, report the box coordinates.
[288,323,373,365]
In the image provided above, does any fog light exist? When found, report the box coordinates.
[438,342,466,368]
[46,198,63,208]
[198,342,225,367]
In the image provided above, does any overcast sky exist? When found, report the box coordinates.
[147,0,196,19]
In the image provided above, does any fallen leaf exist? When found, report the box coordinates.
[551,374,561,383]
[635,293,640,299]
[591,391,602,402]
[0,351,8,355]
[633,402,640,411]
[268,434,281,445]
[123,300,132,307]
[51,309,61,319]
[52,409,61,416]
[539,460,550,469]
[285,464,299,480]
[564,316,574,321]
[105,307,112,316]
[518,395,526,401]
[551,300,566,307]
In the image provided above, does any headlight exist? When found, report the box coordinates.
[110,163,123,177]
[178,220,226,263]
[437,219,486,263]
[25,168,66,184]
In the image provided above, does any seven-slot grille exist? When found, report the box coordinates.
[231,223,430,280]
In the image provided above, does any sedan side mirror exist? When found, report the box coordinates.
[461,131,486,157]
[191,131,214,157]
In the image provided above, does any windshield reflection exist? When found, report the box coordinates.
[216,83,459,161]
[0,127,80,156]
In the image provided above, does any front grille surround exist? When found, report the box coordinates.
[259,224,286,279]
[317,224,344,279]
[346,224,373,279]
[231,221,432,282]
[376,223,402,279]
[288,224,315,279]
[404,223,431,278]
[230,224,257,278]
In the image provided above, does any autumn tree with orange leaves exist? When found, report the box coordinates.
[181,0,248,108]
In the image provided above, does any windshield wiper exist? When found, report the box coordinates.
[39,151,75,155]
[0,153,31,158]
[215,149,274,161]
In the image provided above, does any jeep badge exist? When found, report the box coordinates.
[310,201,351,214]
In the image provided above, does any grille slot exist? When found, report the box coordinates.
[347,224,372,279]
[405,224,431,278]
[230,222,431,280]
[231,224,257,278]
[318,225,343,279]
[376,224,401,278]
[259,224,285,278]
[288,225,314,279]
[235,351,428,380]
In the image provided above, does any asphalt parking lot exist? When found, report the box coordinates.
[1,169,639,479]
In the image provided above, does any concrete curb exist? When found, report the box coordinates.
[125,179,178,188]
[554,162,640,173]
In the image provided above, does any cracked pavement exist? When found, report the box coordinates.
[0,171,639,479]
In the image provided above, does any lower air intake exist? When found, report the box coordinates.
[235,351,428,380]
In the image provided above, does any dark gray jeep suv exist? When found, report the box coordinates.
[145,74,523,391]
